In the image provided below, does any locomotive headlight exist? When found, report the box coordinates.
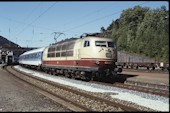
[96,60,100,65]
[106,53,112,58]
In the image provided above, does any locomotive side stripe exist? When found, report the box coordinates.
[41,64,99,72]
[81,58,115,61]
[43,60,98,67]
[42,60,115,68]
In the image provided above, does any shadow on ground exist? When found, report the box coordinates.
[102,73,139,84]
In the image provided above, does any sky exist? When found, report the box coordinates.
[0,1,169,48]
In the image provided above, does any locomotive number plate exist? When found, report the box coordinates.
[105,61,112,64]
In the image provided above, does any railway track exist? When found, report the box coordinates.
[13,65,169,97]
[9,64,169,97]
[115,83,169,98]
[122,68,169,74]
[90,81,169,98]
[3,65,89,112]
[3,65,156,111]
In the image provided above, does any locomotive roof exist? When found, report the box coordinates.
[52,38,79,45]
[52,33,103,45]
[20,47,46,56]
[82,36,113,40]
[51,36,113,46]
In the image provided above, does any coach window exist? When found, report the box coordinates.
[47,53,51,57]
[48,48,51,52]
[66,51,73,56]
[62,44,67,50]
[67,42,75,50]
[84,41,90,47]
[56,52,60,57]
[61,52,66,57]
[38,52,41,58]
[52,47,55,52]
[56,45,61,51]
[36,53,38,59]
[51,53,55,57]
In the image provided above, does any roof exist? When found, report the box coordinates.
[53,38,79,45]
[20,47,46,56]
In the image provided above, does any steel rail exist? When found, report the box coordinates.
[9,65,148,112]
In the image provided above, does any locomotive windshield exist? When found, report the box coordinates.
[107,42,114,48]
[95,41,114,48]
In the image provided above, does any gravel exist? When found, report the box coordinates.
[0,66,72,112]
[14,65,169,111]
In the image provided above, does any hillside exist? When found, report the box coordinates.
[99,5,169,62]
[0,35,20,48]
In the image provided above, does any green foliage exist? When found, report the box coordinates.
[102,5,169,62]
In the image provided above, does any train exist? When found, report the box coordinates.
[19,36,122,81]
[117,51,169,71]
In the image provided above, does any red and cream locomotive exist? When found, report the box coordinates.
[41,35,122,80]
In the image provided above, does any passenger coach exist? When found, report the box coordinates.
[19,47,45,69]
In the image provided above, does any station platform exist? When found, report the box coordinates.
[120,70,169,90]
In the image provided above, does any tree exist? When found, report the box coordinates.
[100,5,169,62]
[100,27,106,33]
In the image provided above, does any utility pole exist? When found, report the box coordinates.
[26,40,30,48]
[52,32,65,43]
[9,27,11,47]
[15,37,18,47]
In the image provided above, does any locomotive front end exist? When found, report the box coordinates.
[94,38,122,75]
[81,36,122,78]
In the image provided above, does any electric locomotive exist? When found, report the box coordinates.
[41,36,122,80]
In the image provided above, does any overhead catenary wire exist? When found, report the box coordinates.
[62,1,150,34]
[0,2,149,38]
[63,2,118,26]
[0,15,56,32]
[0,1,151,47]
[15,2,57,37]
[12,2,42,32]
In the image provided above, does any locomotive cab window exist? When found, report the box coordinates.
[84,41,90,47]
[95,41,115,48]
[108,42,114,48]
[95,41,106,47]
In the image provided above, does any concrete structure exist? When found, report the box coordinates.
[0,46,36,64]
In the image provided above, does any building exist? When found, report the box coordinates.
[0,46,36,63]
